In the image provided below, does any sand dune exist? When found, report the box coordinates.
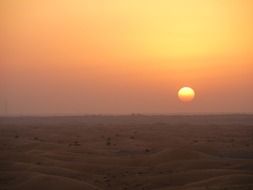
[8,172,98,190]
[1,115,253,190]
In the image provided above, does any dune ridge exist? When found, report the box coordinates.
[1,115,253,189]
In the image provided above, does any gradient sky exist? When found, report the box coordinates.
[1,0,253,115]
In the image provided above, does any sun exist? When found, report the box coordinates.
[178,87,195,102]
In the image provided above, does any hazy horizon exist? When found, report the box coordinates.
[1,0,253,115]
[1,112,253,118]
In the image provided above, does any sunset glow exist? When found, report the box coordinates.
[0,0,253,115]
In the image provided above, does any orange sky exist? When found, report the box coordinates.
[1,0,253,115]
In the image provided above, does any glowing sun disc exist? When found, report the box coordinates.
[178,87,195,102]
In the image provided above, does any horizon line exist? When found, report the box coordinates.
[1,112,253,118]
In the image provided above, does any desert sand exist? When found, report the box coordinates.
[1,115,253,190]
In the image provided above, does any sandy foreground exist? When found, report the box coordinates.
[1,115,253,190]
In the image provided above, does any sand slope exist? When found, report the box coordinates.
[1,115,253,190]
